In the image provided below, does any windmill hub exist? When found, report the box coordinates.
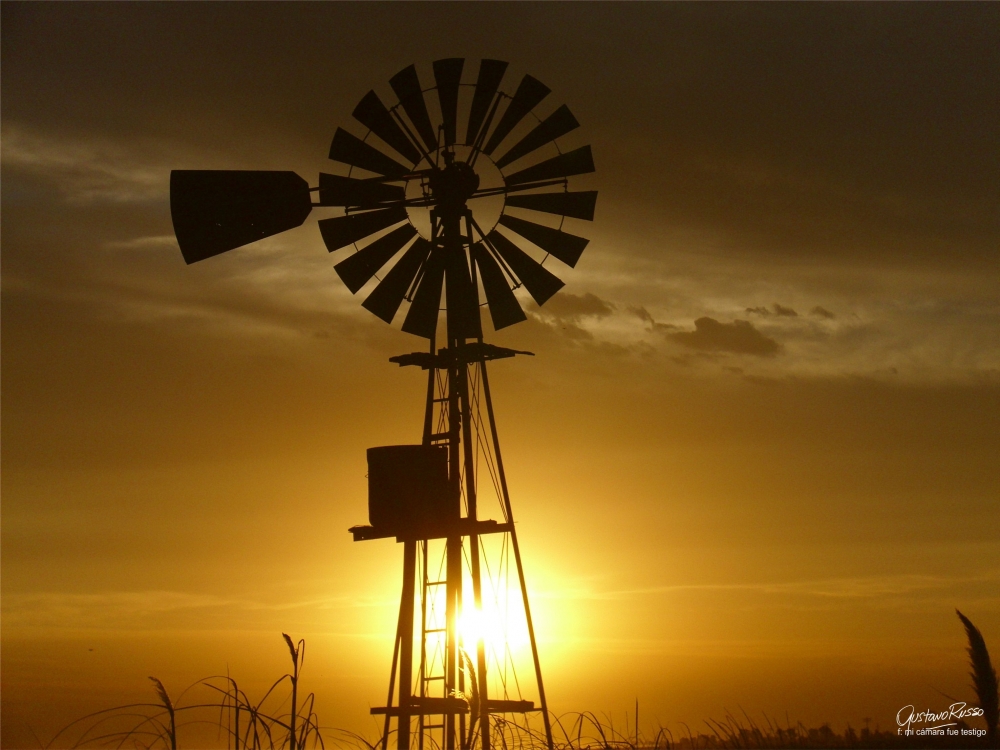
[428,157,480,217]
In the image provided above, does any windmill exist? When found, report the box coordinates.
[170,58,597,750]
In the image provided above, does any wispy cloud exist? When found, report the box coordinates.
[669,317,780,357]
[2,589,397,630]
[537,571,1000,603]
[2,124,170,203]
[104,235,179,250]
[516,240,1000,384]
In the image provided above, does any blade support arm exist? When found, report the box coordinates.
[468,178,568,201]
[389,105,438,172]
[468,92,507,169]
[468,215,520,289]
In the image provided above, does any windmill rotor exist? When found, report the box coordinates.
[170,58,598,339]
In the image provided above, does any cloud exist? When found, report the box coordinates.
[773,303,798,317]
[811,306,836,319]
[104,235,178,251]
[537,571,1000,602]
[534,291,615,321]
[628,304,655,325]
[670,317,780,357]
[1,124,168,203]
[746,303,798,317]
[1,589,396,629]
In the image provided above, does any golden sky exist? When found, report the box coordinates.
[2,3,998,747]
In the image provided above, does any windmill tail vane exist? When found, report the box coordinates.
[170,58,597,750]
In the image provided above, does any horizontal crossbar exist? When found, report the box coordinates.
[370,699,536,717]
[349,519,513,543]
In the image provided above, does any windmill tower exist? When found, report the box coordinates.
[170,59,597,750]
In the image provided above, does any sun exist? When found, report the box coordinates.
[457,596,531,658]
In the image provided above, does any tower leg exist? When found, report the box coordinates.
[445,534,461,750]
[418,540,428,750]
[459,362,490,750]
[480,361,555,750]
[399,540,417,750]
[382,592,404,750]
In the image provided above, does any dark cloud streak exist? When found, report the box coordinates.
[670,317,780,357]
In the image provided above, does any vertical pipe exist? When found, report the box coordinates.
[423,336,436,445]
[466,222,492,750]
[445,355,462,750]
[419,336,436,750]
[399,540,417,750]
[480,362,554,750]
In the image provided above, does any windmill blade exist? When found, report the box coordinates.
[482,75,551,156]
[362,237,431,323]
[401,250,445,338]
[433,58,464,147]
[465,59,508,146]
[504,190,597,221]
[494,105,579,169]
[329,128,410,178]
[487,230,564,306]
[389,64,438,153]
[504,145,595,186]
[352,90,422,165]
[334,224,417,293]
[444,246,482,341]
[170,170,312,265]
[472,242,527,330]
[318,173,405,208]
[318,206,408,253]
[498,214,590,267]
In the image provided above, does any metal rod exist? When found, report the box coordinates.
[464,242,492,750]
[469,93,505,169]
[445,533,461,750]
[382,590,406,750]
[399,540,418,750]
[479,361,554,750]
[459,361,491,750]
[457,560,466,750]
[465,178,567,200]
[443,200,463,749]
[468,214,519,291]
[418,539,428,750]
[423,335,436,445]
[313,177,568,211]
[389,106,436,169]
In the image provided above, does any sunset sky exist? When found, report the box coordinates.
[2,3,998,747]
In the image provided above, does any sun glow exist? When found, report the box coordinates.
[457,591,531,658]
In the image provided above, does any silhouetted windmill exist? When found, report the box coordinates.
[170,59,597,750]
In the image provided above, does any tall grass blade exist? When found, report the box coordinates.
[957,609,999,746]
[149,677,177,750]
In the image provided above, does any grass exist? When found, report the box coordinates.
[957,610,1000,747]
[44,633,327,750]
[38,613,998,749]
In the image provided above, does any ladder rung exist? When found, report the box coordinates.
[430,432,451,442]
[423,675,444,681]
[432,397,449,403]
[424,724,444,729]
[425,627,446,634]
[425,580,447,586]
